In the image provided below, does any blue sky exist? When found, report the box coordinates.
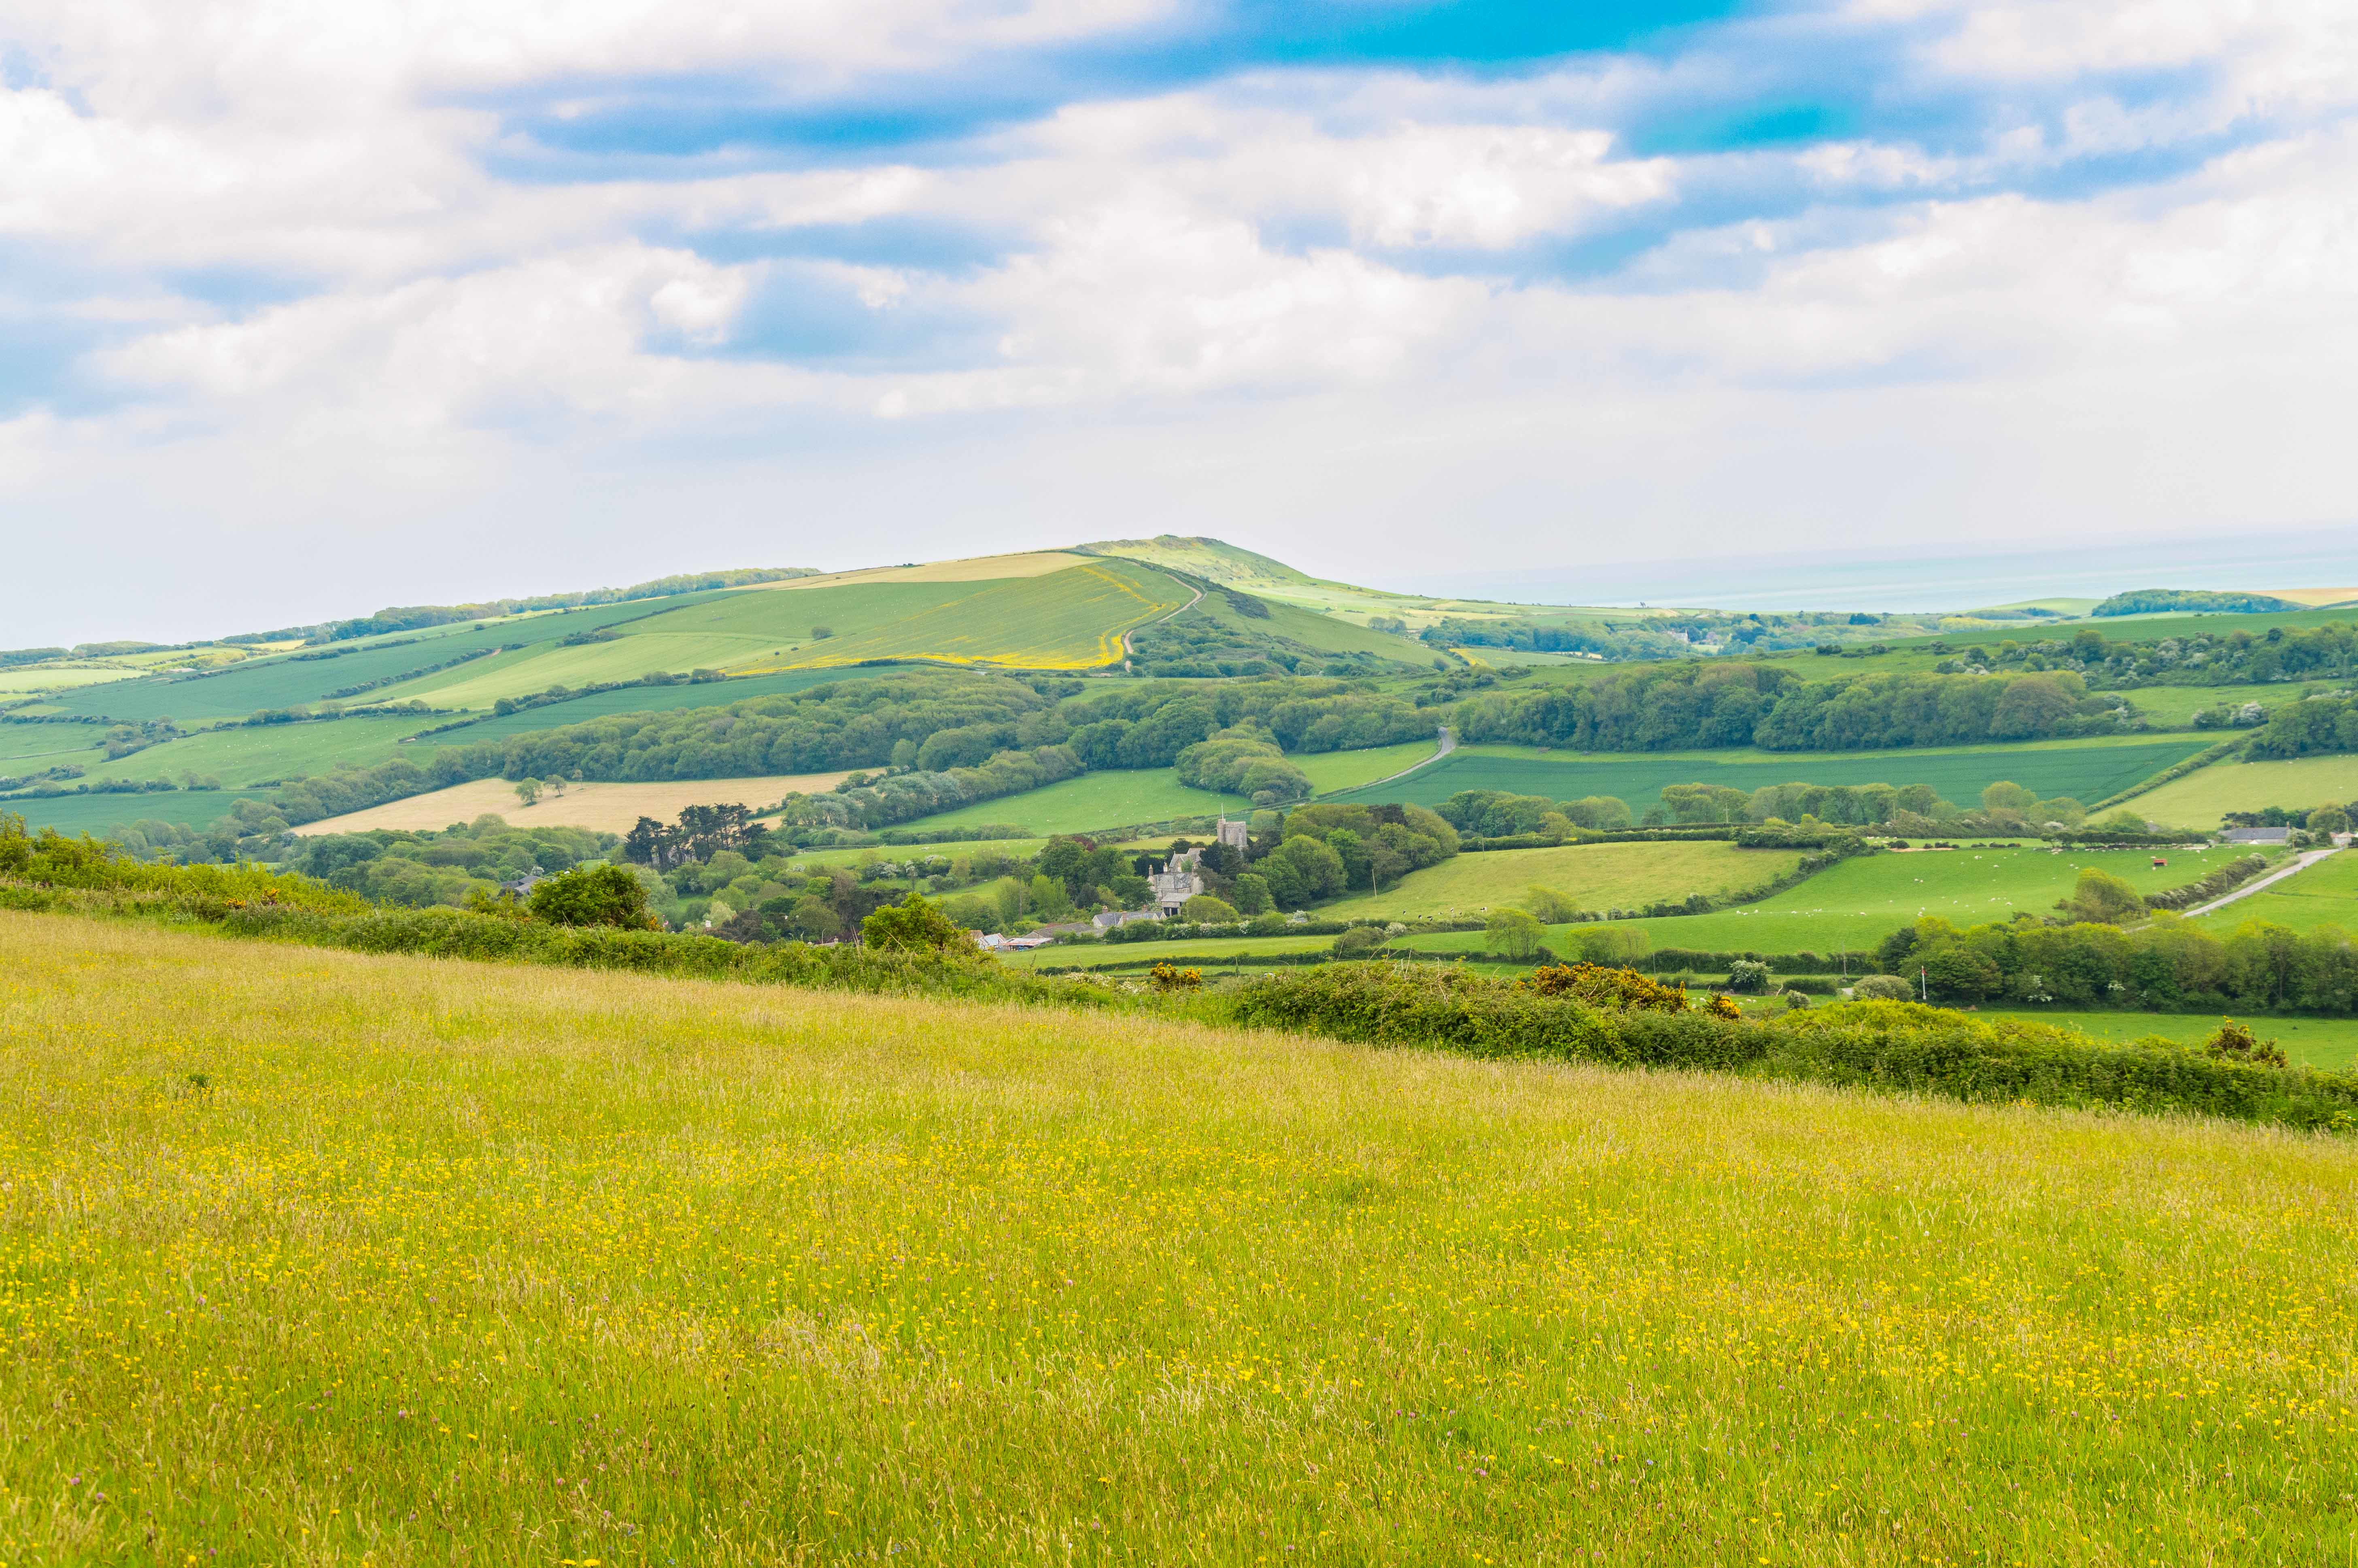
[3,0,2355,643]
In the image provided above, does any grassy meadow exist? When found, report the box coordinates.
[6,911,2358,1563]
[293,773,856,836]
[1980,1009,2358,1073]
[1321,840,1806,922]
[1324,736,2211,816]
[1401,843,2266,960]
[894,769,1249,836]
[2126,753,2358,829]
[2190,848,2358,935]
[72,714,442,789]
[422,668,894,742]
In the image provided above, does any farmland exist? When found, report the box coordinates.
[1324,736,2212,816]
[2,787,278,839]
[1402,843,2256,959]
[421,667,894,743]
[7,912,2358,1563]
[2116,683,2285,729]
[293,773,854,836]
[72,713,439,788]
[1980,1009,2358,1073]
[1321,840,1806,922]
[2190,849,2358,934]
[2124,753,2358,829]
[890,767,1247,836]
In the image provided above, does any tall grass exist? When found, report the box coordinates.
[4,911,2356,1563]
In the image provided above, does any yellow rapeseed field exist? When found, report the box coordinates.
[3,908,2356,1564]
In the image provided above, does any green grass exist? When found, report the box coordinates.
[41,597,741,724]
[8,911,2358,1563]
[0,664,148,694]
[68,714,440,788]
[1323,735,2211,815]
[4,787,269,837]
[1403,844,2263,959]
[899,769,1249,836]
[1323,841,1806,922]
[787,837,1048,869]
[2190,849,2358,935]
[2126,754,2358,829]
[366,633,774,708]
[2116,684,2288,729]
[1296,739,1440,792]
[1978,1009,2358,1073]
[1001,932,1343,969]
[0,724,104,767]
[646,561,1191,674]
[422,668,899,742]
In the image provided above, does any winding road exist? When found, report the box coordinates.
[1323,726,1455,799]
[2182,846,2341,917]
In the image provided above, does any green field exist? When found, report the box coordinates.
[2126,754,2358,829]
[39,597,739,724]
[899,768,1247,835]
[788,837,1048,869]
[423,667,897,743]
[1323,736,2211,815]
[0,723,105,767]
[1400,844,2260,959]
[1322,840,1806,922]
[2190,849,2358,935]
[2116,684,2286,729]
[8,911,2357,1563]
[4,787,267,838]
[0,663,147,694]
[1296,739,1441,792]
[68,713,439,788]
[1980,1009,2358,1073]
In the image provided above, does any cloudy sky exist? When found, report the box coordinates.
[6,0,2355,643]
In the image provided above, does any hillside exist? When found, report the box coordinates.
[8,909,2352,1563]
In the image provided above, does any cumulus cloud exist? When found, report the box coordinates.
[2,0,2355,644]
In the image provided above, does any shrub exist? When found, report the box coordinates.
[1523,964,1688,1013]
[1183,894,1241,924]
[1851,975,1915,1001]
[1333,925,1389,959]
[860,892,975,955]
[1705,994,1743,1020]
[1484,908,1546,960]
[1725,959,1774,994]
[1148,962,1202,992]
[527,865,656,928]
[1521,885,1580,924]
[2205,1019,2289,1069]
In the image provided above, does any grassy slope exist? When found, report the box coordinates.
[2191,848,2358,935]
[1404,844,2258,958]
[6,788,273,837]
[419,668,894,743]
[1981,1009,2358,1073]
[69,714,440,788]
[1322,841,1806,922]
[2127,754,2358,828]
[1298,739,1441,792]
[0,665,147,693]
[901,769,1248,835]
[6,912,2354,1564]
[0,724,104,767]
[2117,683,2289,728]
[1326,736,2212,814]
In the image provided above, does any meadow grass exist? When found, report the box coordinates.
[897,768,1250,836]
[1296,739,1442,794]
[1321,736,2211,816]
[2115,683,2286,729]
[0,725,104,767]
[1394,844,2268,960]
[5,910,2357,1564]
[1322,841,1806,922]
[6,789,278,839]
[419,669,895,743]
[72,714,443,789]
[2128,754,2358,829]
[2190,848,2358,935]
[1980,1009,2358,1072]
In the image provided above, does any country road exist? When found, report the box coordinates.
[2184,847,2340,916]
[1323,726,1455,798]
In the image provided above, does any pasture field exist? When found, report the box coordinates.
[2117,683,2285,729]
[4,788,273,838]
[788,837,1048,869]
[895,769,1249,836]
[1001,932,1343,969]
[1297,739,1442,792]
[0,663,147,694]
[292,772,854,836]
[1979,1009,2358,1073]
[422,667,896,743]
[6,914,2358,1564]
[70,713,440,788]
[757,549,1094,587]
[365,633,775,710]
[2190,849,2358,935]
[1323,735,2211,815]
[704,560,1190,673]
[1321,841,1807,922]
[1404,844,2260,959]
[0,723,104,767]
[40,598,737,725]
[2125,754,2358,829]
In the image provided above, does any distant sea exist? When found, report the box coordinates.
[1403,526,2358,613]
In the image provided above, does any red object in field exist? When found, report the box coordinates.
[2152,857,2167,868]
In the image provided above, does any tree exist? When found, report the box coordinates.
[1333,925,1388,958]
[527,864,654,928]
[861,892,973,954]
[1725,959,1773,993]
[514,778,542,807]
[1182,894,1240,923]
[1484,908,1545,960]
[1980,781,2036,814]
[1522,885,1579,924]
[2310,804,2352,837]
[1028,873,1073,922]
[1260,836,1345,908]
[1230,873,1274,915]
[2056,867,2145,925]
[1851,975,1914,1000]
[785,896,843,943]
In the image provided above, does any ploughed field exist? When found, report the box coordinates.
[6,913,2356,1564]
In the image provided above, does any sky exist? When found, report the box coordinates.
[5,0,2357,644]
